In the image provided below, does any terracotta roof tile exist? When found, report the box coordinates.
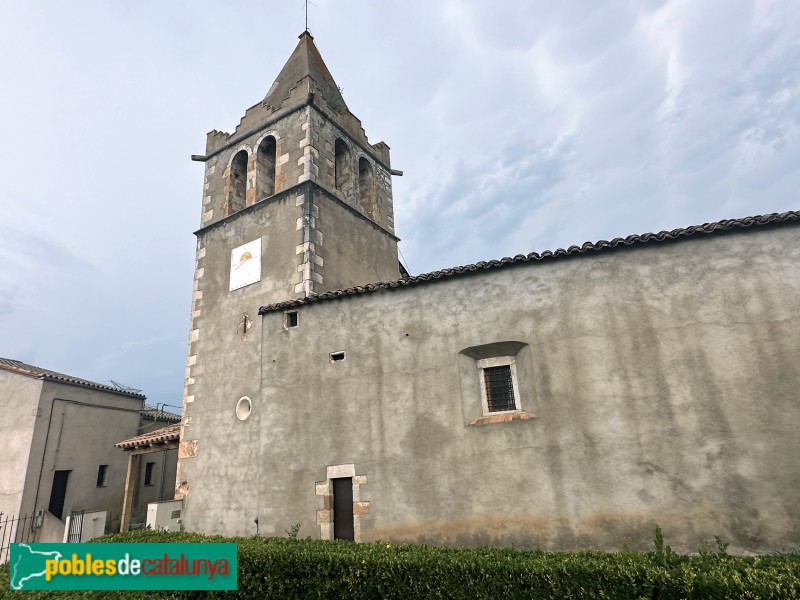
[115,423,181,450]
[0,357,146,399]
[259,210,799,314]
[141,406,182,423]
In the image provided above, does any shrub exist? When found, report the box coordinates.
[1,530,799,599]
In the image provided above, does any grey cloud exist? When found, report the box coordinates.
[1,0,797,403]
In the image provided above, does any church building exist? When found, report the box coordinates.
[176,32,800,553]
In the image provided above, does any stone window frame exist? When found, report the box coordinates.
[459,342,537,426]
[477,356,522,415]
[315,463,369,542]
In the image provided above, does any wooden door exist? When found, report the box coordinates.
[332,477,354,541]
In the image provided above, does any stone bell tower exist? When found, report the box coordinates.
[193,30,400,301]
[176,32,401,508]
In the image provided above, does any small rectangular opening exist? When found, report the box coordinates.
[329,351,346,363]
[285,311,299,328]
[96,465,107,487]
[144,462,155,486]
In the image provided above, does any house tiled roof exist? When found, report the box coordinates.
[260,210,799,314]
[141,406,182,423]
[0,357,147,399]
[115,423,181,450]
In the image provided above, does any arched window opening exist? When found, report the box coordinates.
[256,136,277,200]
[334,139,350,192]
[358,157,376,219]
[227,150,248,214]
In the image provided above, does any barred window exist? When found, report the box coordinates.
[477,356,521,414]
[483,365,516,412]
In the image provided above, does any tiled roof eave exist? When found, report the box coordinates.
[41,375,146,399]
[115,424,182,450]
[0,360,146,399]
[141,407,182,422]
[258,210,799,314]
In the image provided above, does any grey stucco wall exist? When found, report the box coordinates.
[179,190,301,509]
[182,222,800,553]
[0,370,42,518]
[312,188,400,291]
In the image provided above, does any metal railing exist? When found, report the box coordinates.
[0,513,36,564]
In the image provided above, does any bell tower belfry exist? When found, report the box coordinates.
[176,33,402,510]
[193,30,400,301]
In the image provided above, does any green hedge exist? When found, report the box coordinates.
[2,530,799,599]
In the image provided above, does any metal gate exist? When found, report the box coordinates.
[66,509,84,543]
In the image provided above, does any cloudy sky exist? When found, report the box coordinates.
[1,1,798,406]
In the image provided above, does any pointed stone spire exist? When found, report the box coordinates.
[263,31,348,113]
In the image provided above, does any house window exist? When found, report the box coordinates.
[477,357,521,414]
[285,311,299,328]
[96,465,108,487]
[144,462,155,486]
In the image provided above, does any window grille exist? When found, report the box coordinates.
[483,365,516,412]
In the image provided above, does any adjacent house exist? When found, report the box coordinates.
[0,358,178,548]
[115,422,182,532]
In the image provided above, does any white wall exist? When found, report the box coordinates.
[0,370,42,518]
